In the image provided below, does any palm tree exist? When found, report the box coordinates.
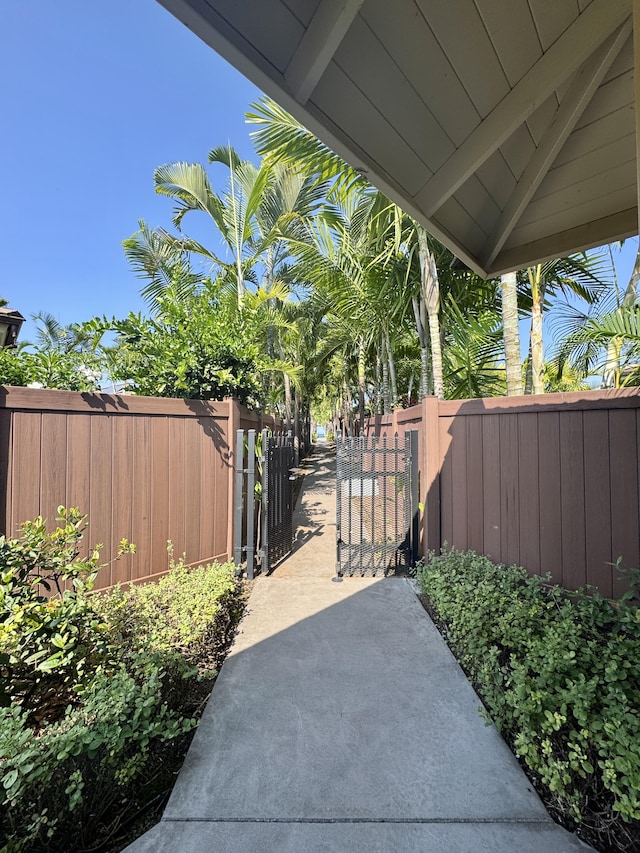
[521,254,609,395]
[501,272,522,395]
[250,96,509,405]
[552,243,640,388]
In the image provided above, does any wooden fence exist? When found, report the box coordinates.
[0,386,280,590]
[366,389,640,598]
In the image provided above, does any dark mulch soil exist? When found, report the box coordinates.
[416,593,640,853]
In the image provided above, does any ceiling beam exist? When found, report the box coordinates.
[482,21,632,270]
[634,0,640,225]
[415,0,631,218]
[487,208,638,277]
[284,0,363,104]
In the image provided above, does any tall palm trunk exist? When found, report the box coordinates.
[375,351,382,414]
[381,333,391,414]
[603,244,640,387]
[417,227,444,399]
[384,328,398,408]
[228,156,245,308]
[294,385,301,463]
[524,265,547,395]
[412,294,430,398]
[357,338,366,431]
[283,372,293,431]
[501,272,522,395]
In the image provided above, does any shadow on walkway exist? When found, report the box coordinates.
[126,442,592,853]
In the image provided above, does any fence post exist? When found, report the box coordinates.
[226,397,241,561]
[409,429,420,565]
[422,395,441,555]
[246,429,256,579]
[261,428,269,574]
[234,429,244,568]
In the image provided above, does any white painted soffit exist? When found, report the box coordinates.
[157,0,638,278]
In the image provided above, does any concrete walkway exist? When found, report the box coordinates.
[127,442,592,852]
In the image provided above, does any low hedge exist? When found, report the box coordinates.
[0,511,244,852]
[417,549,640,853]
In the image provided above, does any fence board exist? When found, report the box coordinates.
[0,411,11,537]
[168,417,186,563]
[466,415,484,553]
[150,418,170,577]
[132,416,152,580]
[517,413,540,575]
[90,416,113,588]
[66,415,92,521]
[537,412,563,582]
[560,411,586,590]
[583,410,612,596]
[610,408,639,597]
[12,412,41,533]
[450,416,468,551]
[439,416,454,546]
[184,418,202,566]
[499,413,520,567]
[210,426,227,561]
[40,413,68,526]
[111,416,134,586]
[481,415,501,562]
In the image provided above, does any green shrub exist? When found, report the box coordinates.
[0,513,244,852]
[417,549,640,830]
[0,507,131,717]
[94,550,243,675]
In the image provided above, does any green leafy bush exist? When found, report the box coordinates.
[417,549,640,847]
[0,511,244,852]
[0,348,102,391]
[94,548,244,676]
[0,507,126,716]
[108,282,266,404]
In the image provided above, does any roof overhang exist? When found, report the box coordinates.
[157,0,639,277]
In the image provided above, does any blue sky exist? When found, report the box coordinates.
[1,0,262,342]
[2,0,638,350]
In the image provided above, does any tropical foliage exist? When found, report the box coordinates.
[7,96,632,427]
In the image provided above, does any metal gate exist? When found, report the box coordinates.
[260,429,295,573]
[336,431,419,577]
[233,428,296,578]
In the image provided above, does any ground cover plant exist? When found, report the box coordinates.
[417,549,640,853]
[0,509,245,852]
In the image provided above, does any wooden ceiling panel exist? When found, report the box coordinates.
[280,0,321,28]
[575,69,633,130]
[414,0,510,120]
[476,0,542,86]
[507,166,636,243]
[476,151,518,211]
[334,16,453,174]
[157,0,637,276]
[554,108,634,169]
[532,136,636,205]
[528,0,581,51]
[311,62,431,196]
[431,198,492,258]
[203,0,304,74]
[362,0,479,148]
[603,31,633,82]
